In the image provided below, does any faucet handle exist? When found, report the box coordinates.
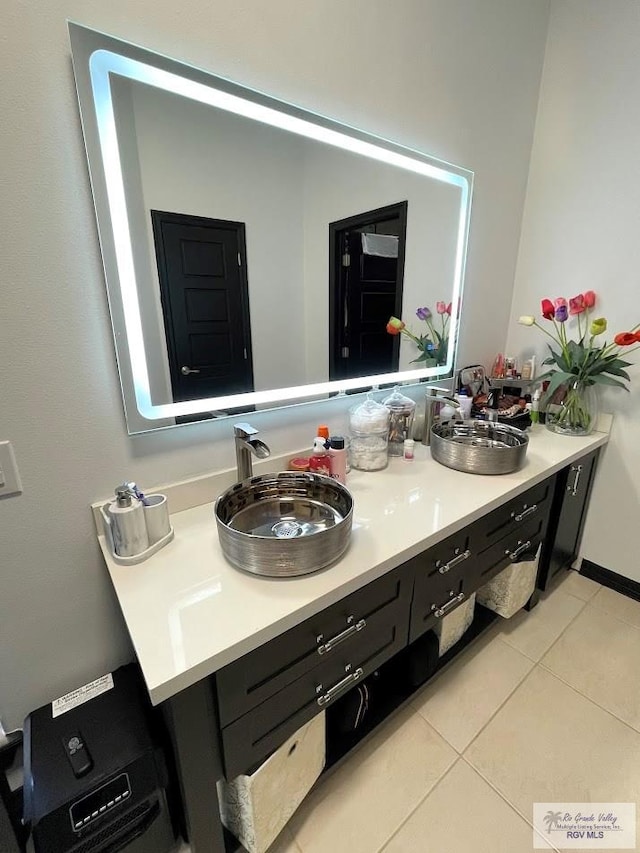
[233,422,259,438]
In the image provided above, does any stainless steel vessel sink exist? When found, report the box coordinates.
[430,420,529,475]
[215,472,353,577]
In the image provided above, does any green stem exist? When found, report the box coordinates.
[536,319,570,364]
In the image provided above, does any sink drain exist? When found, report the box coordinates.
[272,520,302,539]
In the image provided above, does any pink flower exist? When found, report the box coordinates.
[569,294,586,315]
[445,302,452,316]
[554,297,567,309]
[583,290,596,309]
[436,301,447,315]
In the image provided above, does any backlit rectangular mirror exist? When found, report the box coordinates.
[69,23,473,433]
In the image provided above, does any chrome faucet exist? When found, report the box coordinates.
[422,387,461,446]
[233,423,271,482]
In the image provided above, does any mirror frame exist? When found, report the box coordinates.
[69,22,474,432]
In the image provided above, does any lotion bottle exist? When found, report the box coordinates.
[328,436,347,484]
[109,485,149,557]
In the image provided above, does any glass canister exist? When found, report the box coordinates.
[382,387,417,456]
[348,396,390,471]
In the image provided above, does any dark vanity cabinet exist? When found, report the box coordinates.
[537,448,600,590]
[208,453,599,784]
[214,472,565,780]
[216,568,413,777]
[166,449,601,853]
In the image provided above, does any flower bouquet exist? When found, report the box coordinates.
[518,291,639,435]
[386,302,451,367]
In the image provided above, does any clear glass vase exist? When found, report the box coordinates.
[546,379,599,436]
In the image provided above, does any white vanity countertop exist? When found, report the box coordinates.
[98,426,608,705]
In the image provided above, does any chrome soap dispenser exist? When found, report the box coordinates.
[108,485,149,558]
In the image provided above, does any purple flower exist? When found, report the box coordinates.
[555,304,568,323]
[416,306,432,321]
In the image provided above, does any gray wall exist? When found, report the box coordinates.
[0,0,550,727]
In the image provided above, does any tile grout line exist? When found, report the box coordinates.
[579,595,640,633]
[536,660,640,740]
[461,661,541,756]
[499,590,589,664]
[412,635,535,755]
[373,754,463,853]
[459,754,562,853]
[460,589,594,758]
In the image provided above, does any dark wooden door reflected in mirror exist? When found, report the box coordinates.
[151,211,254,404]
[329,202,407,382]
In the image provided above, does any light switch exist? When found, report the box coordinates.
[0,442,22,498]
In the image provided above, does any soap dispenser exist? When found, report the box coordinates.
[108,485,149,557]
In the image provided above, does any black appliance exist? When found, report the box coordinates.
[23,664,177,853]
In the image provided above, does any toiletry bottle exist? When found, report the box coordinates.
[491,353,505,379]
[531,387,540,424]
[309,437,332,476]
[328,436,347,484]
[455,390,472,420]
[403,439,415,461]
[316,424,330,447]
[109,485,149,557]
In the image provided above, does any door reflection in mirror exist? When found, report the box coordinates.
[151,211,254,404]
[329,202,407,382]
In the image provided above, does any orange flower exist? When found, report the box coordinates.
[386,316,405,335]
[614,332,640,346]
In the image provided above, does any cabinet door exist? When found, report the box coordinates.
[538,449,600,589]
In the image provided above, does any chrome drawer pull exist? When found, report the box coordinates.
[437,549,471,574]
[317,617,366,655]
[505,540,532,561]
[514,504,537,522]
[568,464,583,497]
[432,592,465,618]
[317,667,364,706]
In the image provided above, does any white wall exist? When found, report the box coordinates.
[0,0,549,727]
[506,0,640,582]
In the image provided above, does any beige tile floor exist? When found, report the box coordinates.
[180,571,640,852]
[282,571,640,853]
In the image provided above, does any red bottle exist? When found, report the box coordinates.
[309,437,332,477]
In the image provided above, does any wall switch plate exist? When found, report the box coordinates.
[0,441,23,498]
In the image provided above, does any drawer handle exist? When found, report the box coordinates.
[505,540,532,562]
[432,592,465,618]
[568,464,583,497]
[438,549,471,574]
[317,618,367,655]
[513,504,538,522]
[317,667,364,707]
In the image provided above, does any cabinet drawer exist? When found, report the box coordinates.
[475,478,555,554]
[217,565,411,727]
[221,601,406,777]
[475,515,546,589]
[408,528,475,642]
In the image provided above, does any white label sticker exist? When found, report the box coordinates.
[51,673,114,718]
[533,803,636,849]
